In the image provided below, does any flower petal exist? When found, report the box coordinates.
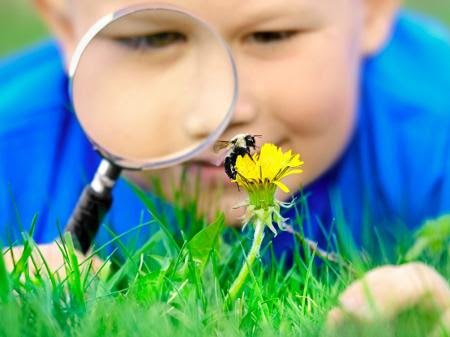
[274,180,290,193]
[259,144,282,180]
[235,154,259,182]
[278,168,304,179]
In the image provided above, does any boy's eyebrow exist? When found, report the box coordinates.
[89,0,325,35]
[224,0,324,30]
[100,12,195,36]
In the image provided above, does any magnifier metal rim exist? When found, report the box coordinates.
[68,3,238,170]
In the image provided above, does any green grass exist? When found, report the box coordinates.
[1,179,449,337]
[0,0,48,57]
[406,0,450,25]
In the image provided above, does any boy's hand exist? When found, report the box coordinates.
[327,262,450,332]
[3,241,105,280]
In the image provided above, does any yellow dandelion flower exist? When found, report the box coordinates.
[229,143,304,232]
[225,143,304,302]
[233,143,304,195]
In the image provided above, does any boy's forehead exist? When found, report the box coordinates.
[74,0,336,32]
[79,0,318,12]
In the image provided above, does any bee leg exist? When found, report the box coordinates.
[231,168,240,191]
[244,148,256,163]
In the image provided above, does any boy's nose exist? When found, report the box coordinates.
[229,96,258,127]
[184,95,258,138]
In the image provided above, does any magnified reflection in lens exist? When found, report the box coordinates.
[71,7,236,169]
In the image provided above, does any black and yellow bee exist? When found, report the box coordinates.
[214,134,261,179]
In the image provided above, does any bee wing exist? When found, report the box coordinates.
[213,140,230,153]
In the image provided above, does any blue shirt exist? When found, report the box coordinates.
[1,11,450,255]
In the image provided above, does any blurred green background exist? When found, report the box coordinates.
[1,0,449,57]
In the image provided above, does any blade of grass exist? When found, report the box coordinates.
[63,232,85,309]
[0,244,10,303]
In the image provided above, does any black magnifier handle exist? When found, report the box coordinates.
[65,159,122,254]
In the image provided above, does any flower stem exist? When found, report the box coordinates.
[226,219,265,302]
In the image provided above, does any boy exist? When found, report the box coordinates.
[1,0,450,323]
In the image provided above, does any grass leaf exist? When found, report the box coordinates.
[187,213,224,271]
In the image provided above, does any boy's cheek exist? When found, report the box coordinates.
[261,31,360,137]
[269,63,358,161]
[273,80,357,136]
[268,63,358,185]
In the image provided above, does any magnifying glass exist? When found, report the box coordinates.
[64,4,238,254]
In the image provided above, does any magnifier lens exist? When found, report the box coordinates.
[71,7,236,169]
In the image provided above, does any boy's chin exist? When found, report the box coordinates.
[125,169,247,227]
[215,204,245,228]
[196,185,247,228]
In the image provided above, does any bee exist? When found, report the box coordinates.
[214,134,261,179]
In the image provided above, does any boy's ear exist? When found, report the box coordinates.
[34,0,76,67]
[362,0,401,55]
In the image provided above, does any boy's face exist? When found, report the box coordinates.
[44,0,397,224]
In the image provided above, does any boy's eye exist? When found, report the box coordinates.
[246,30,298,44]
[114,31,187,50]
